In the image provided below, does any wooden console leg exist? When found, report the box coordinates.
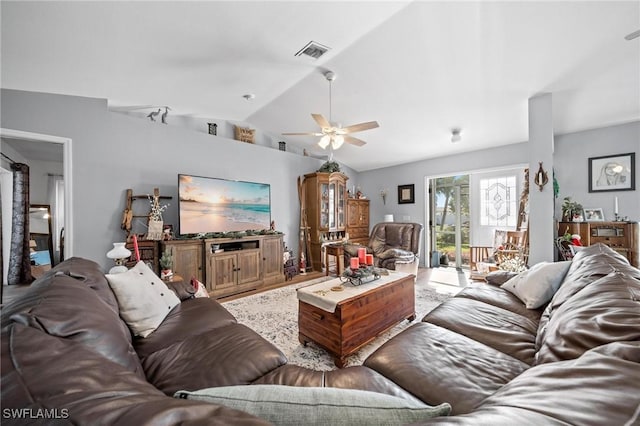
[334,356,346,368]
[298,333,309,346]
[407,313,416,321]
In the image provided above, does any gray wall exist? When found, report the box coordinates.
[1,89,360,270]
[554,121,639,221]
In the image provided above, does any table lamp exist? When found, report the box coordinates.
[107,242,132,274]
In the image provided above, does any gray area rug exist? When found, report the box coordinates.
[222,277,453,371]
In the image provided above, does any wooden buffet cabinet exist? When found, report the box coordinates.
[346,199,370,245]
[162,234,284,298]
[558,221,639,267]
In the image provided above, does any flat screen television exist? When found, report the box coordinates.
[178,174,271,235]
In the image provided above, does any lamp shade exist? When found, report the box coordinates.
[332,135,344,149]
[107,242,132,274]
[318,135,331,149]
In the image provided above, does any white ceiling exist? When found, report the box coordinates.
[2,1,639,171]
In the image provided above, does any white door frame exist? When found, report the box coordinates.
[0,128,73,259]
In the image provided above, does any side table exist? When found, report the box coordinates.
[324,244,344,277]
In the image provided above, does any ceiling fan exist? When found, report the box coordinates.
[282,71,379,150]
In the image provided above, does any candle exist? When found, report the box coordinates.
[132,234,140,262]
[366,254,374,266]
[357,247,366,265]
[614,197,619,215]
[350,257,360,270]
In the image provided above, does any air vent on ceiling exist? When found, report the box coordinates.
[295,41,330,59]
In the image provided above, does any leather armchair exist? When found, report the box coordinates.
[345,222,423,277]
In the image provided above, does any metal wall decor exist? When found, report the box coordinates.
[533,162,548,191]
[207,123,217,136]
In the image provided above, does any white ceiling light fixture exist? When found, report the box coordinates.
[283,71,379,151]
[451,128,462,143]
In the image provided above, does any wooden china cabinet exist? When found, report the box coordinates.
[303,172,348,271]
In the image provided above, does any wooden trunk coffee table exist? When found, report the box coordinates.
[297,272,415,368]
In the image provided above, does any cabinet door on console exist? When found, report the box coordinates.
[262,235,284,284]
[163,241,203,282]
[237,249,261,285]
[208,253,236,291]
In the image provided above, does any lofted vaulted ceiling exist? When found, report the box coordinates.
[2,1,639,171]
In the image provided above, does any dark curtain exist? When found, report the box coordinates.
[7,163,32,285]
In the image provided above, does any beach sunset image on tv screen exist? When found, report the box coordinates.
[179,174,271,234]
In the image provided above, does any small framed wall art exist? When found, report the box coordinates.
[588,152,635,192]
[398,184,415,204]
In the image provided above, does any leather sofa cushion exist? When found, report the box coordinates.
[3,324,269,426]
[7,272,145,378]
[415,341,640,426]
[134,297,237,358]
[452,284,544,323]
[43,257,122,313]
[534,271,640,365]
[254,364,426,404]
[423,297,539,365]
[140,323,287,395]
[364,322,529,415]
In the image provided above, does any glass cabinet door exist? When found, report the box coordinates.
[328,183,336,229]
[337,182,345,229]
[320,182,330,229]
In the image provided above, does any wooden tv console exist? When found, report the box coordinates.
[162,234,285,299]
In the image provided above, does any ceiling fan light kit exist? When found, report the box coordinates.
[282,71,379,151]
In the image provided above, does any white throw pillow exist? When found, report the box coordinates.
[501,261,571,309]
[106,261,180,337]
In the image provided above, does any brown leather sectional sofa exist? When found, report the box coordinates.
[2,243,639,425]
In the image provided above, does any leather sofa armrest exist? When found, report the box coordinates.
[166,281,196,301]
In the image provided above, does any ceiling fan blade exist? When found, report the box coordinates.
[311,113,331,129]
[282,132,323,136]
[344,135,367,147]
[341,121,379,134]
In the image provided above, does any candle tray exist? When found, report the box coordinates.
[341,266,383,286]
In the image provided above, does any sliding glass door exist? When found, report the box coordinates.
[430,176,469,268]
